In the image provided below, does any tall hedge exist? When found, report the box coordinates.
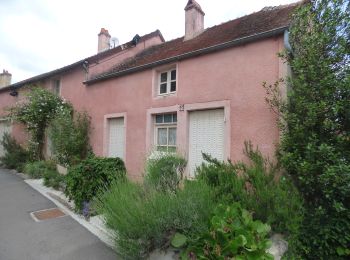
[266,0,350,258]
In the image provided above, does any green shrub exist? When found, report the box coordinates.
[0,133,28,171]
[196,142,304,239]
[23,160,64,190]
[263,1,350,258]
[43,169,65,190]
[182,203,273,260]
[24,160,55,179]
[145,153,187,193]
[94,180,215,259]
[65,156,126,212]
[49,109,91,166]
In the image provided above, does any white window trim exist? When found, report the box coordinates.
[158,69,177,96]
[153,113,177,153]
[152,64,178,98]
[146,105,179,154]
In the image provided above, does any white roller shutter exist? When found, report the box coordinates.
[108,118,125,159]
[188,109,225,177]
[0,120,11,157]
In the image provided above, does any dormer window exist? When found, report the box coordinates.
[159,69,176,95]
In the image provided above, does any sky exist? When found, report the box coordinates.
[0,0,298,84]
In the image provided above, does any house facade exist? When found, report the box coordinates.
[0,1,295,180]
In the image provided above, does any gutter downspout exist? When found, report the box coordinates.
[283,30,292,53]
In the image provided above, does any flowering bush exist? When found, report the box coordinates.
[8,87,71,160]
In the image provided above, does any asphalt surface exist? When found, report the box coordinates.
[0,168,117,260]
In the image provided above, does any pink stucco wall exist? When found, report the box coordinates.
[73,36,284,179]
[0,35,286,180]
[0,87,29,144]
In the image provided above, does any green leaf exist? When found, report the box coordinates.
[171,233,188,248]
[254,221,271,234]
[229,234,247,253]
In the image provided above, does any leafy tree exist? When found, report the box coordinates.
[265,0,350,258]
[8,87,71,160]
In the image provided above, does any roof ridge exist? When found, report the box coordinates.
[261,1,301,12]
[199,1,299,35]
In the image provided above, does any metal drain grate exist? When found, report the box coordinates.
[30,208,66,222]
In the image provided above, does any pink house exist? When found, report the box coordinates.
[0,1,296,180]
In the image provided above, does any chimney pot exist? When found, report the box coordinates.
[98,28,111,53]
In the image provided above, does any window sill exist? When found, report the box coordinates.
[148,150,177,159]
[156,92,177,98]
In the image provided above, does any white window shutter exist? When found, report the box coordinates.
[108,118,125,160]
[188,109,225,177]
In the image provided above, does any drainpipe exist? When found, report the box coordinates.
[283,30,293,95]
[284,30,292,53]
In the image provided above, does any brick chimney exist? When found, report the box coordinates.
[98,28,111,53]
[184,0,205,41]
[0,70,12,88]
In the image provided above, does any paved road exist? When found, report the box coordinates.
[0,169,117,260]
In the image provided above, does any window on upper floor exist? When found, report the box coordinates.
[154,113,177,152]
[52,79,61,95]
[158,68,176,95]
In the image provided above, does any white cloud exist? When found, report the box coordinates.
[0,0,298,83]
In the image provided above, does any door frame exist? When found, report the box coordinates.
[184,100,231,177]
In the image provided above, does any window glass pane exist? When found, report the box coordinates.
[171,70,176,80]
[173,113,177,122]
[170,81,176,92]
[160,83,167,94]
[168,127,176,145]
[157,128,167,145]
[164,114,173,123]
[155,115,163,124]
[168,146,176,153]
[160,72,167,82]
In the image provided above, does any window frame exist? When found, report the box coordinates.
[154,113,177,152]
[52,79,61,96]
[158,68,177,96]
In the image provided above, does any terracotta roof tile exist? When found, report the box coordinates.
[93,3,298,82]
